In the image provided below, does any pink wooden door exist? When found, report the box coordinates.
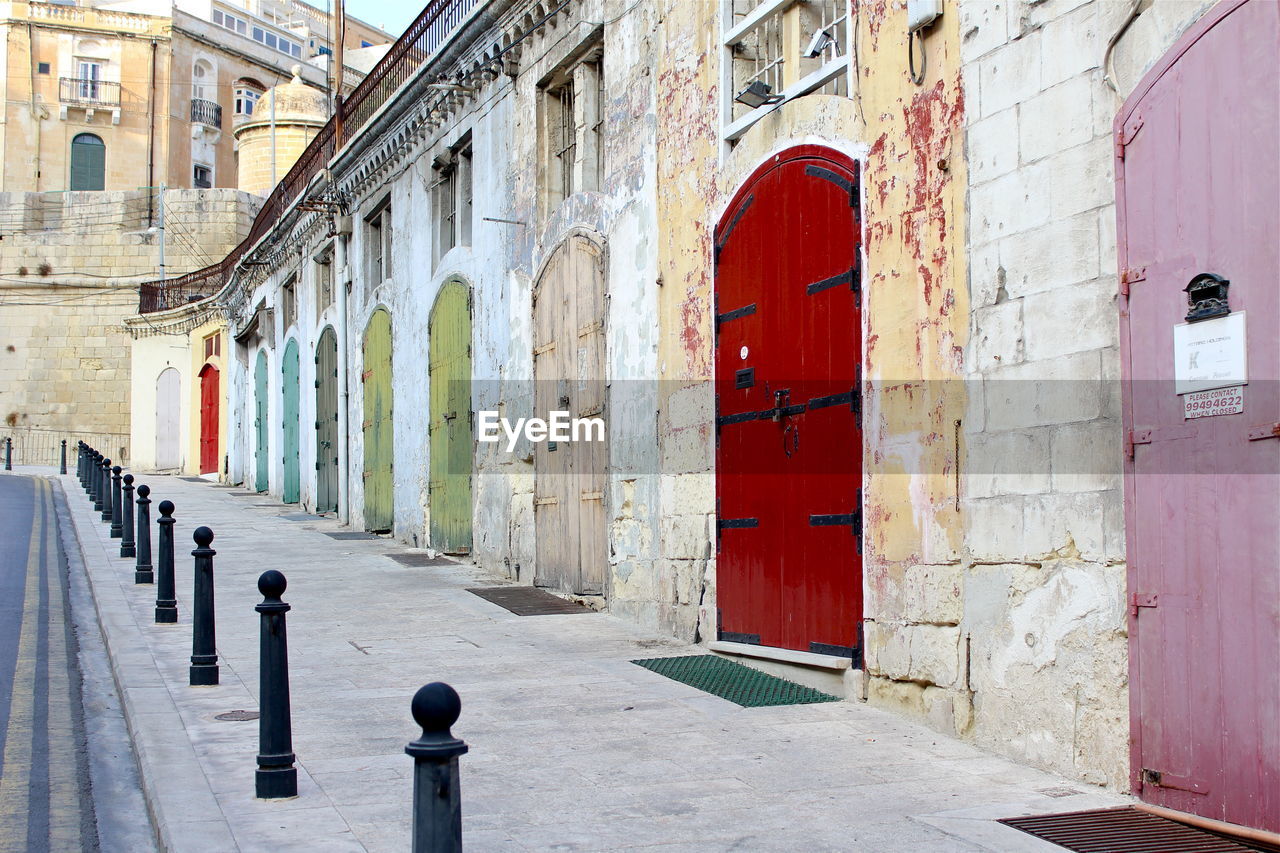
[1116,0,1278,831]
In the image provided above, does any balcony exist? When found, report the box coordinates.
[59,77,121,124]
[190,98,223,129]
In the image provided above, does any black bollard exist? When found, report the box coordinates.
[405,683,468,853]
[81,447,90,491]
[88,451,99,498]
[97,457,110,516]
[255,571,297,799]
[5,436,12,470]
[109,466,123,538]
[60,439,67,474]
[77,444,84,485]
[120,474,136,558]
[136,486,156,586]
[189,526,218,686]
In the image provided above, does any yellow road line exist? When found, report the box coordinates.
[42,480,83,851]
[0,478,44,853]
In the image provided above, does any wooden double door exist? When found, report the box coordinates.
[429,282,473,554]
[532,235,607,595]
[714,148,864,660]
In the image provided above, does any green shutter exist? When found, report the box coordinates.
[282,339,300,504]
[70,134,105,191]
[429,281,473,553]
[362,309,394,532]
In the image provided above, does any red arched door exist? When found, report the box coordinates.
[715,147,864,659]
[1117,0,1278,830]
[198,364,219,474]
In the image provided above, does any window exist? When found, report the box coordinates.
[77,61,102,101]
[722,0,850,143]
[70,134,105,191]
[314,249,334,320]
[433,137,472,262]
[37,62,50,75]
[234,86,260,116]
[193,164,213,188]
[192,60,212,100]
[365,199,392,288]
[539,44,603,214]
[203,332,221,359]
[280,276,297,330]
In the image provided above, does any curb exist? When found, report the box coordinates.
[55,474,240,852]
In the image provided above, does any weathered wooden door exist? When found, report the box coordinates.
[1117,0,1278,831]
[532,235,607,595]
[714,147,864,659]
[281,339,300,504]
[198,364,219,474]
[429,281,473,553]
[155,367,180,470]
[315,327,338,514]
[254,350,269,492]
[362,308,394,532]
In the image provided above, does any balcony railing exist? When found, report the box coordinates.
[137,0,477,313]
[59,77,121,107]
[190,98,223,129]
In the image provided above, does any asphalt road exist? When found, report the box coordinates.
[0,475,98,852]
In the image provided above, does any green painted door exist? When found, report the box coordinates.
[429,281,473,554]
[362,309,393,532]
[282,339,300,504]
[315,327,338,513]
[254,350,269,492]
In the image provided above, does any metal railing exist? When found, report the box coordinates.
[60,77,121,107]
[137,0,476,314]
[191,98,223,128]
[3,427,129,467]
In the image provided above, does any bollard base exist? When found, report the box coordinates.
[135,568,154,584]
[110,527,123,539]
[189,664,219,686]
[155,602,177,624]
[255,766,298,799]
[121,544,136,558]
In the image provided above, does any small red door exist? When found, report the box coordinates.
[1117,0,1278,831]
[198,364,219,475]
[715,147,863,659]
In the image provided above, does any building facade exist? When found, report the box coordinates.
[126,0,1278,833]
[0,0,389,194]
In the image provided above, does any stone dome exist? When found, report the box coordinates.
[240,65,328,129]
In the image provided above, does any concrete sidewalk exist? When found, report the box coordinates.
[58,471,1127,852]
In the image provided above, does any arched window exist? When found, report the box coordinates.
[70,133,105,191]
[192,59,213,100]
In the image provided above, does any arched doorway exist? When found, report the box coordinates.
[714,147,864,660]
[70,133,105,191]
[281,339,300,504]
[254,350,269,492]
[532,234,607,595]
[197,364,219,474]
[429,280,473,554]
[155,367,181,469]
[1117,0,1278,830]
[362,308,393,532]
[315,327,338,513]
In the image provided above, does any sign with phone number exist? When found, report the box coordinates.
[1184,385,1244,419]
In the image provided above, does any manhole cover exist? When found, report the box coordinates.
[214,710,259,721]
[467,586,593,616]
[387,553,457,567]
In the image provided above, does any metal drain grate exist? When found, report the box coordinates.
[387,553,457,567]
[467,586,592,615]
[999,807,1273,853]
[214,710,259,721]
[227,491,261,497]
[278,513,321,521]
[632,655,841,707]
[178,476,207,483]
[323,531,381,540]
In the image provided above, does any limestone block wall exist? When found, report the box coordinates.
[958,0,1216,788]
[0,188,260,462]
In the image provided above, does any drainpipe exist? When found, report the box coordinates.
[147,39,157,223]
[334,224,351,523]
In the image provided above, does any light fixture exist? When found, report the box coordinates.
[734,80,783,109]
[804,28,835,58]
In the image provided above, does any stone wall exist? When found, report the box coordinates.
[0,188,259,462]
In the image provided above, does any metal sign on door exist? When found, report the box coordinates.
[1116,0,1279,832]
[714,147,864,660]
